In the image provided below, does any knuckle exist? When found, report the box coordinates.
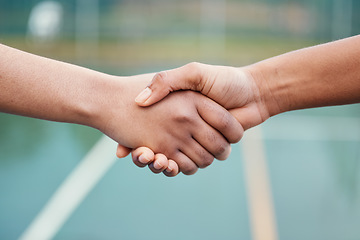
[226,120,244,143]
[153,71,167,85]
[195,147,214,168]
[181,164,198,175]
[217,112,244,143]
[184,62,203,89]
[199,155,214,169]
[186,62,201,71]
[214,142,230,157]
[174,111,194,124]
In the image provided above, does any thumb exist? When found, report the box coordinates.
[116,144,132,158]
[135,62,205,107]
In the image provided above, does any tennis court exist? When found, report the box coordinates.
[1,103,359,240]
[1,0,360,239]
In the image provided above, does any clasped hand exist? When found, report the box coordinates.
[114,63,269,177]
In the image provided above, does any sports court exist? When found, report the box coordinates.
[1,105,359,240]
[1,0,360,239]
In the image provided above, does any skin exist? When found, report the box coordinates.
[0,43,243,176]
[127,35,360,176]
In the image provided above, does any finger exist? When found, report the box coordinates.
[135,62,205,107]
[229,106,262,131]
[173,151,199,175]
[148,153,169,174]
[191,120,232,160]
[196,95,244,143]
[163,160,180,177]
[179,138,215,168]
[116,144,132,158]
[131,147,155,168]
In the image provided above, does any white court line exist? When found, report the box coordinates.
[17,115,359,240]
[18,135,117,240]
[241,126,278,240]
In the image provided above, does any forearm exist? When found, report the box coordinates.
[0,43,112,127]
[249,35,360,116]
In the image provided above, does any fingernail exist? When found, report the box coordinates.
[135,87,152,103]
[165,166,173,173]
[138,155,149,164]
[154,161,162,170]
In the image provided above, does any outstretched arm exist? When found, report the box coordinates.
[132,35,360,172]
[0,43,242,176]
[135,35,360,126]
[0,43,104,125]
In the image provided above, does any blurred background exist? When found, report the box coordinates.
[0,0,360,239]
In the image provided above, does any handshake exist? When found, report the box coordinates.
[110,63,268,177]
[1,35,359,176]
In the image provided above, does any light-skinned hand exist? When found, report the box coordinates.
[119,62,263,175]
[111,74,242,176]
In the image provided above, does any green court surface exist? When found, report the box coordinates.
[0,104,359,240]
[2,0,360,238]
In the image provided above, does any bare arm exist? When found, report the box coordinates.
[251,35,360,117]
[0,43,104,126]
[135,35,360,127]
[131,35,360,172]
[0,43,242,176]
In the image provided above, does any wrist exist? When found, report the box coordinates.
[88,75,127,131]
[245,60,289,118]
[71,72,124,130]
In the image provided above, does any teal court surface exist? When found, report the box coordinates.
[1,104,360,240]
